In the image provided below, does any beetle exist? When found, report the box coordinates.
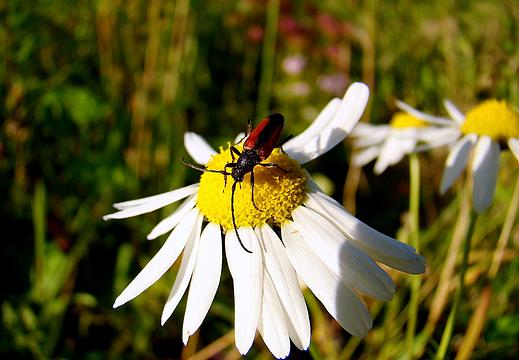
[183,113,288,253]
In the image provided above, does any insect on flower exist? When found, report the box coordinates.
[104,83,427,358]
[182,113,288,252]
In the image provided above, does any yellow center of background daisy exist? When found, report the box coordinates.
[461,99,519,140]
[389,112,427,128]
[196,145,307,231]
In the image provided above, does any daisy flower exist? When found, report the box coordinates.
[104,83,425,358]
[351,111,458,174]
[397,99,519,213]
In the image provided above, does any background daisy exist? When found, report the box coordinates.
[398,99,519,213]
[351,111,457,174]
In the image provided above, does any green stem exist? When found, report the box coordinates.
[32,180,46,300]
[435,208,477,360]
[256,0,280,118]
[488,175,519,279]
[406,153,421,359]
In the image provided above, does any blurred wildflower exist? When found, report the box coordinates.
[317,73,348,96]
[398,99,519,213]
[279,15,303,39]
[281,54,307,75]
[247,25,264,43]
[316,13,343,38]
[104,83,425,358]
[351,111,455,174]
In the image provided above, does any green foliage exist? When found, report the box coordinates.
[1,0,518,359]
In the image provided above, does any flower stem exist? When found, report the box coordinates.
[406,153,421,359]
[488,175,519,279]
[435,208,477,360]
[256,0,280,118]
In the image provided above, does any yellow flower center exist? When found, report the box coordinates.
[196,145,307,231]
[461,99,519,140]
[389,112,427,129]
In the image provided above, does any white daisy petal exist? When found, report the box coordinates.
[443,99,466,125]
[226,228,263,355]
[182,222,222,343]
[352,145,382,168]
[258,273,290,359]
[292,206,395,301]
[440,134,478,194]
[305,188,425,274]
[414,129,463,153]
[113,207,201,308]
[147,194,197,240]
[111,183,199,210]
[161,212,203,325]
[352,125,390,147]
[373,135,416,174]
[283,98,341,151]
[105,184,199,219]
[286,82,369,164]
[396,100,454,126]
[508,138,519,161]
[184,132,217,165]
[331,82,371,133]
[282,223,372,337]
[257,226,310,350]
[351,123,389,137]
[417,127,462,148]
[471,136,500,213]
[234,132,246,144]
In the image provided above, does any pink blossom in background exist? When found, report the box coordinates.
[282,54,307,75]
[317,73,348,95]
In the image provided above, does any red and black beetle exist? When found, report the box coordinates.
[183,113,288,253]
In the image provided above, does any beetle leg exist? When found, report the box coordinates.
[250,170,263,212]
[221,174,227,192]
[278,134,294,153]
[230,146,242,162]
[258,162,289,173]
[224,163,236,191]
[231,181,252,253]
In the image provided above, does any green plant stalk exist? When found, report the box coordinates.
[488,175,519,278]
[256,0,280,118]
[413,184,471,359]
[435,208,477,360]
[406,153,421,359]
[32,180,46,300]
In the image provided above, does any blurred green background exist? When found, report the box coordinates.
[2,0,518,359]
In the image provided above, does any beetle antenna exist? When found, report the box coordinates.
[246,118,252,136]
[181,156,232,176]
[231,182,252,253]
[181,157,207,172]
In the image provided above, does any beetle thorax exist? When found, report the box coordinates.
[232,150,261,182]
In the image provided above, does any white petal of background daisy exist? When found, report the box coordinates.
[104,82,425,358]
[351,111,455,174]
[397,99,519,213]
